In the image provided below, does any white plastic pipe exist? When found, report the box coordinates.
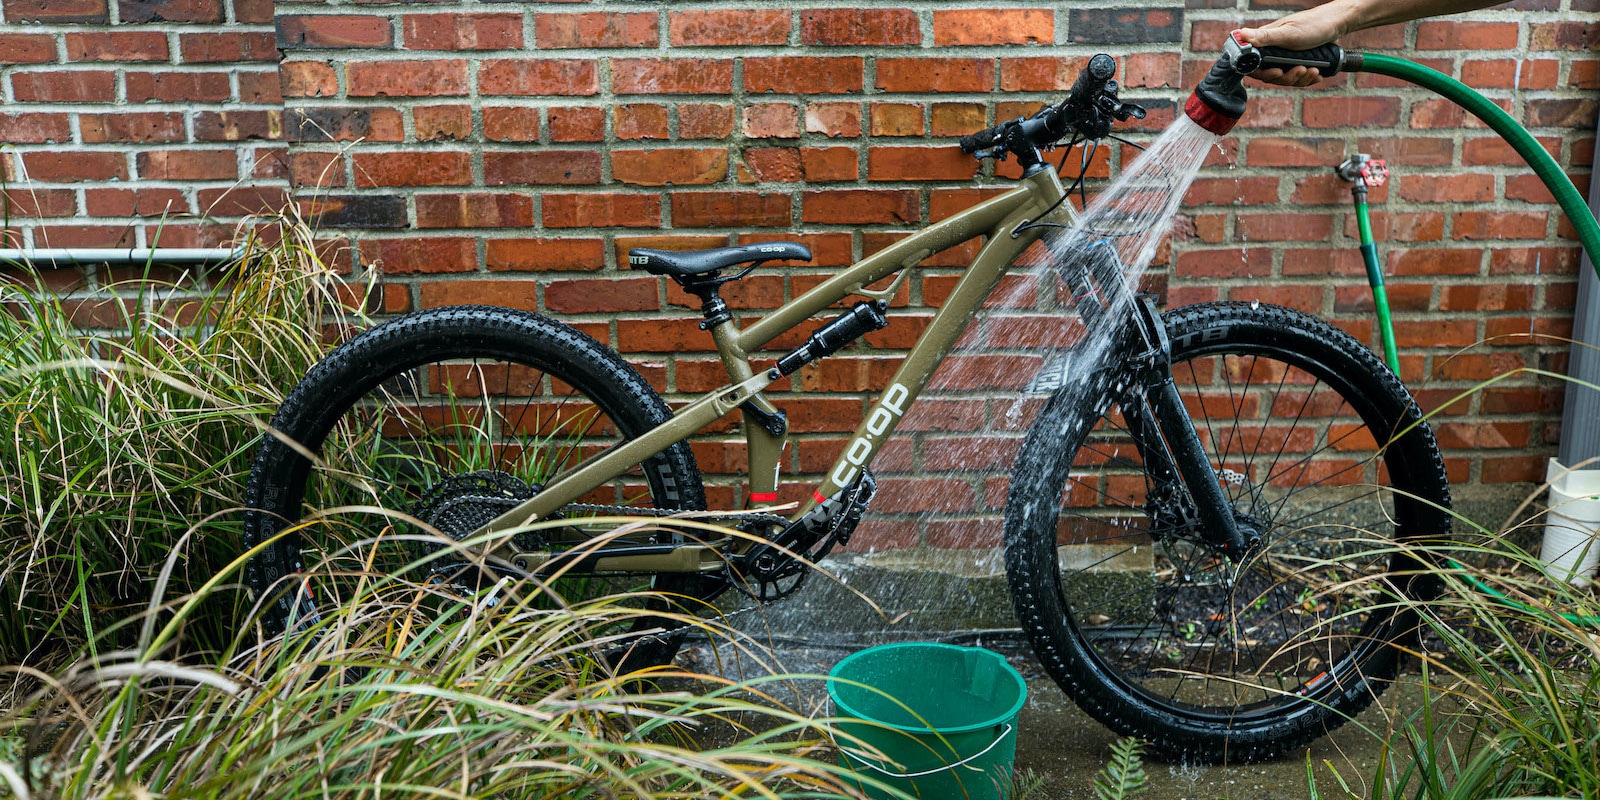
[0,248,243,267]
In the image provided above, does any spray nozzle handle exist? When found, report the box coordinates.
[1225,31,1346,77]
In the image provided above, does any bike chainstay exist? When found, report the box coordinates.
[494,502,791,574]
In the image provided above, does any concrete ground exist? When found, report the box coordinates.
[678,636,1434,800]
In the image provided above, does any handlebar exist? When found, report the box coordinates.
[959,53,1144,162]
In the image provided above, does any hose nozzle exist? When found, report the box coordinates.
[1184,38,1249,135]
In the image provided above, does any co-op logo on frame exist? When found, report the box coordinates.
[830,383,909,489]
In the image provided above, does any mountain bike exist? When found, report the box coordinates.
[243,51,1453,763]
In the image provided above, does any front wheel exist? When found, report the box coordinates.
[1004,302,1452,763]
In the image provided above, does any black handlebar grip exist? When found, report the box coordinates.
[1256,43,1345,77]
[1066,53,1117,109]
[959,126,1003,154]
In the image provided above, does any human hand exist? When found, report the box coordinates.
[1236,4,1351,87]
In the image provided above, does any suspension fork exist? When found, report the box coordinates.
[1120,296,1252,557]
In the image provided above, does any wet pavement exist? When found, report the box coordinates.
[678,636,1423,800]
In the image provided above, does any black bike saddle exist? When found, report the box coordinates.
[628,241,811,278]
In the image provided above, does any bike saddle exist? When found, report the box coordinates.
[628,241,810,278]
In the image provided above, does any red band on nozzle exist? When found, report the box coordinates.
[1184,91,1239,135]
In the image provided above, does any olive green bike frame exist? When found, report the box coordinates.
[473,167,1068,544]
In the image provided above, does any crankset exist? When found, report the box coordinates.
[732,471,876,601]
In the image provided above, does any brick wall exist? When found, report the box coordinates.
[4,1,1598,549]
[0,0,285,262]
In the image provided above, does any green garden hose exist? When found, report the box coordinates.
[1346,53,1600,625]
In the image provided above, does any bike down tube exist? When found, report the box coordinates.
[801,169,1063,511]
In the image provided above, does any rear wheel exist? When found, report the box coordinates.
[1004,302,1452,763]
[243,306,714,666]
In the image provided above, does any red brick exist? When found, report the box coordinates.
[363,237,477,275]
[742,103,800,139]
[869,103,923,137]
[1464,135,1560,166]
[618,319,721,353]
[348,60,468,97]
[745,57,863,95]
[1435,422,1530,449]
[120,0,222,24]
[867,146,977,181]
[801,189,918,224]
[739,148,802,182]
[277,15,393,49]
[801,9,920,46]
[480,59,598,96]
[421,280,539,312]
[1416,21,1518,50]
[1398,174,1494,203]
[353,151,472,187]
[931,103,986,137]
[1302,96,1401,129]
[670,9,790,46]
[801,147,858,182]
[613,58,733,94]
[676,103,733,139]
[537,12,658,48]
[543,193,662,228]
[180,32,277,63]
[934,9,1053,45]
[877,58,994,93]
[65,31,168,62]
[287,152,343,188]
[805,102,862,138]
[546,106,604,142]
[873,478,974,513]
[1452,211,1548,241]
[1192,176,1280,205]
[137,149,236,181]
[77,112,184,143]
[612,149,728,186]
[128,70,231,103]
[11,71,116,103]
[486,238,607,272]
[1246,137,1346,167]
[1234,214,1333,242]
[403,13,523,50]
[1387,248,1483,276]
[671,191,790,227]
[1357,136,1454,167]
[0,113,71,143]
[666,274,784,311]
[616,103,670,140]
[234,0,272,24]
[2,188,76,217]
[21,151,127,183]
[483,151,602,186]
[0,34,54,64]
[483,106,542,142]
[1409,99,1465,129]
[416,193,534,229]
[280,61,337,98]
[415,105,473,142]
[3,0,106,23]
[546,277,660,314]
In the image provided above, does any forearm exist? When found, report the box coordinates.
[1326,0,1507,37]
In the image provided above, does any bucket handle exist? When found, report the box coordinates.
[838,724,1013,779]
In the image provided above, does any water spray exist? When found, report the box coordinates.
[1184,31,1354,135]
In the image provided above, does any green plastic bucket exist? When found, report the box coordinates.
[827,642,1028,800]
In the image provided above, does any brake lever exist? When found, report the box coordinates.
[973,146,1008,161]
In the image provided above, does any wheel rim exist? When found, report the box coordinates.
[1053,343,1411,720]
